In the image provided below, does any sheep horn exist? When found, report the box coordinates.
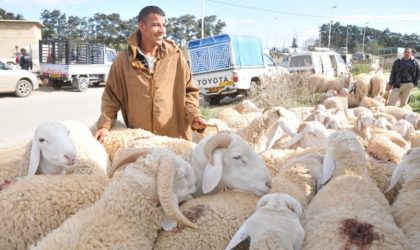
[107,148,152,178]
[157,156,198,229]
[204,133,232,165]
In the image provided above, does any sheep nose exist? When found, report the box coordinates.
[266,180,272,189]
[64,153,76,164]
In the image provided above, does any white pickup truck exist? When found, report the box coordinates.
[187,34,288,105]
[39,41,117,91]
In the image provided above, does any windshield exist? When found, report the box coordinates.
[0,61,12,70]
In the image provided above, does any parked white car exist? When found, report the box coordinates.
[0,60,39,97]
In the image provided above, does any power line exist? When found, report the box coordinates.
[206,0,419,21]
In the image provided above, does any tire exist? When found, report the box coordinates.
[209,96,221,105]
[76,77,89,92]
[15,79,33,97]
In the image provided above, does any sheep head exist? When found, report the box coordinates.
[387,147,420,192]
[202,132,271,196]
[28,121,77,176]
[256,193,303,218]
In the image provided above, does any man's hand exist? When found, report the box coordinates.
[94,128,109,143]
[386,84,393,91]
[192,117,208,132]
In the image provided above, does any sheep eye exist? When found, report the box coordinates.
[233,156,241,160]
[39,138,46,143]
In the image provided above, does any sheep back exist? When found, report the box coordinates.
[302,176,409,249]
[391,175,420,248]
[153,191,259,250]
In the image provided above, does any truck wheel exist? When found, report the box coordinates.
[209,96,221,105]
[50,79,62,89]
[15,80,32,97]
[76,77,89,92]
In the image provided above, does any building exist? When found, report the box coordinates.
[0,19,44,64]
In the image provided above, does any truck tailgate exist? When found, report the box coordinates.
[193,71,234,92]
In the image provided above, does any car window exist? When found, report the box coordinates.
[0,61,12,70]
[263,55,275,66]
[289,55,312,67]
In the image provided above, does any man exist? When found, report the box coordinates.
[95,6,207,142]
[387,47,420,107]
[19,48,33,70]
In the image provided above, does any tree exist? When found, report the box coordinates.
[40,10,67,40]
[0,8,24,20]
[291,38,298,48]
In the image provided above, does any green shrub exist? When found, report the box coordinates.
[409,89,420,112]
[351,62,371,75]
[200,106,219,120]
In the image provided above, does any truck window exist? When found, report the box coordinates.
[106,51,116,63]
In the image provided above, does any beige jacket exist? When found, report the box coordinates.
[97,31,201,140]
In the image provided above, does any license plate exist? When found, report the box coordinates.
[208,87,223,92]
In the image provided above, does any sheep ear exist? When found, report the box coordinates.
[285,198,303,218]
[282,132,303,148]
[319,153,336,188]
[225,222,249,250]
[28,137,41,176]
[202,150,223,194]
[386,161,406,192]
[357,119,362,131]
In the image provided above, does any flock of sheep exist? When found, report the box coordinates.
[0,70,419,249]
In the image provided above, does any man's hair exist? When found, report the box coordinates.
[137,6,165,22]
[404,47,412,53]
[21,48,26,52]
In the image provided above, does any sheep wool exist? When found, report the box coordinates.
[0,174,108,250]
[32,148,197,250]
[390,148,420,249]
[153,191,259,250]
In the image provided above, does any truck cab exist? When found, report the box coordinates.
[39,40,117,91]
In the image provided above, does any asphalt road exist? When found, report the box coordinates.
[0,85,106,150]
[0,85,242,150]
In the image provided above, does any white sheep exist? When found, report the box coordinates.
[32,147,197,250]
[348,74,371,105]
[216,106,262,129]
[281,121,332,149]
[0,173,109,250]
[225,193,304,250]
[302,130,409,249]
[387,147,420,249]
[191,131,272,197]
[237,107,300,152]
[393,119,420,147]
[369,74,387,97]
[0,120,109,189]
[371,106,411,120]
[22,120,109,176]
[120,130,272,198]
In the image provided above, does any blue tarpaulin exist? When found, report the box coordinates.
[187,34,264,74]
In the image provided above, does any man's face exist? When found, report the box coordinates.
[403,49,412,59]
[138,13,166,47]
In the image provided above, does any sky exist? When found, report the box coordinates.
[2,0,420,49]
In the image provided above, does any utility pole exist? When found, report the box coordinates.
[362,22,368,53]
[201,0,205,38]
[328,5,337,48]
